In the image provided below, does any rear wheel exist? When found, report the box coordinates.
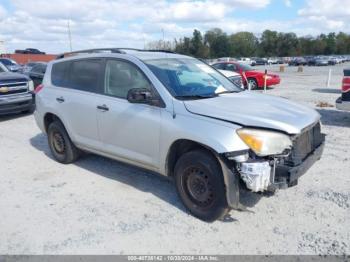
[247,78,258,89]
[47,120,81,164]
[174,150,229,222]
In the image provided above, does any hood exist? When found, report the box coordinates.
[0,72,29,83]
[183,91,320,134]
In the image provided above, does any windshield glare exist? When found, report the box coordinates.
[239,63,254,71]
[145,58,242,98]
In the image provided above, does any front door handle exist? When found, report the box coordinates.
[56,97,65,103]
[97,104,109,111]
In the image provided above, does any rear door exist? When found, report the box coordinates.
[50,59,103,150]
[96,58,161,169]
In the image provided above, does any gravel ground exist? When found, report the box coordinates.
[0,63,349,255]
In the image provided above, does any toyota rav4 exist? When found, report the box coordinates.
[34,48,325,221]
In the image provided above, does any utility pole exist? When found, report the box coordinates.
[162,28,165,49]
[0,40,5,55]
[67,20,73,52]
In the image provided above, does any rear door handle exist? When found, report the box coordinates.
[56,97,65,103]
[97,104,109,111]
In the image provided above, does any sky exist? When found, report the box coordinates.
[0,0,350,54]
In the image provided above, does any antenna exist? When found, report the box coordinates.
[0,40,5,55]
[67,20,73,52]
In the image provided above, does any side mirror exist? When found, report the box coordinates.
[127,88,153,104]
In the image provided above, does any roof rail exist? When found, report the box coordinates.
[56,48,177,59]
[143,49,176,54]
[56,48,128,59]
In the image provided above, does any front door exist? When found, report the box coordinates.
[97,59,161,169]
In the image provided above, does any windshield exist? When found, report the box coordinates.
[0,59,17,66]
[239,63,254,71]
[0,62,9,72]
[145,58,242,99]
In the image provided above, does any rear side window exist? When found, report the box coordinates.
[31,64,46,74]
[212,63,226,70]
[51,59,102,93]
[226,63,238,72]
[52,61,70,87]
[69,59,102,93]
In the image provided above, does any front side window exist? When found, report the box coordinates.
[145,58,242,99]
[104,59,152,99]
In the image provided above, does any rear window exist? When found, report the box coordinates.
[51,59,102,93]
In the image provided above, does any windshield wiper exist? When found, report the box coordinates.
[175,94,217,100]
[215,90,240,95]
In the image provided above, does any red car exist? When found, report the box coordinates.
[212,62,281,89]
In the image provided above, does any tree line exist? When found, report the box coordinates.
[146,29,350,59]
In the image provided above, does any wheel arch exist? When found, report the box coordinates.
[165,138,241,209]
[44,112,61,133]
[165,139,219,178]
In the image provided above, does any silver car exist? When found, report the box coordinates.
[34,48,325,221]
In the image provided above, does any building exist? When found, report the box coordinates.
[0,53,57,64]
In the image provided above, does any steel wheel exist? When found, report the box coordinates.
[51,131,66,154]
[183,166,215,208]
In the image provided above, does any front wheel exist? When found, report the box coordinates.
[174,150,229,222]
[247,78,258,89]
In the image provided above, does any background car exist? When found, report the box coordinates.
[251,58,268,66]
[0,58,22,72]
[26,62,47,88]
[212,61,280,89]
[315,58,329,66]
[0,61,35,115]
[19,61,43,74]
[15,48,45,54]
[218,69,243,89]
[288,57,307,66]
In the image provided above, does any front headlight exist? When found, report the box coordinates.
[237,128,292,156]
[28,80,34,91]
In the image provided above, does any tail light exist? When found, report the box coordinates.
[34,84,44,94]
[342,77,350,93]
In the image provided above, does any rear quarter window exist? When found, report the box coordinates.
[51,61,70,87]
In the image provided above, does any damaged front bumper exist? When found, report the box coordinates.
[232,123,325,194]
[268,140,325,191]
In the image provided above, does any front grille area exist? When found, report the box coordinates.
[285,122,324,166]
[0,81,28,96]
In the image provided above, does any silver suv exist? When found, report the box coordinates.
[34,48,325,221]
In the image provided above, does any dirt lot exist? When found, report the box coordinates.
[0,63,349,255]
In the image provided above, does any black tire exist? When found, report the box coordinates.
[247,78,258,89]
[22,104,35,114]
[47,120,80,164]
[174,149,229,222]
